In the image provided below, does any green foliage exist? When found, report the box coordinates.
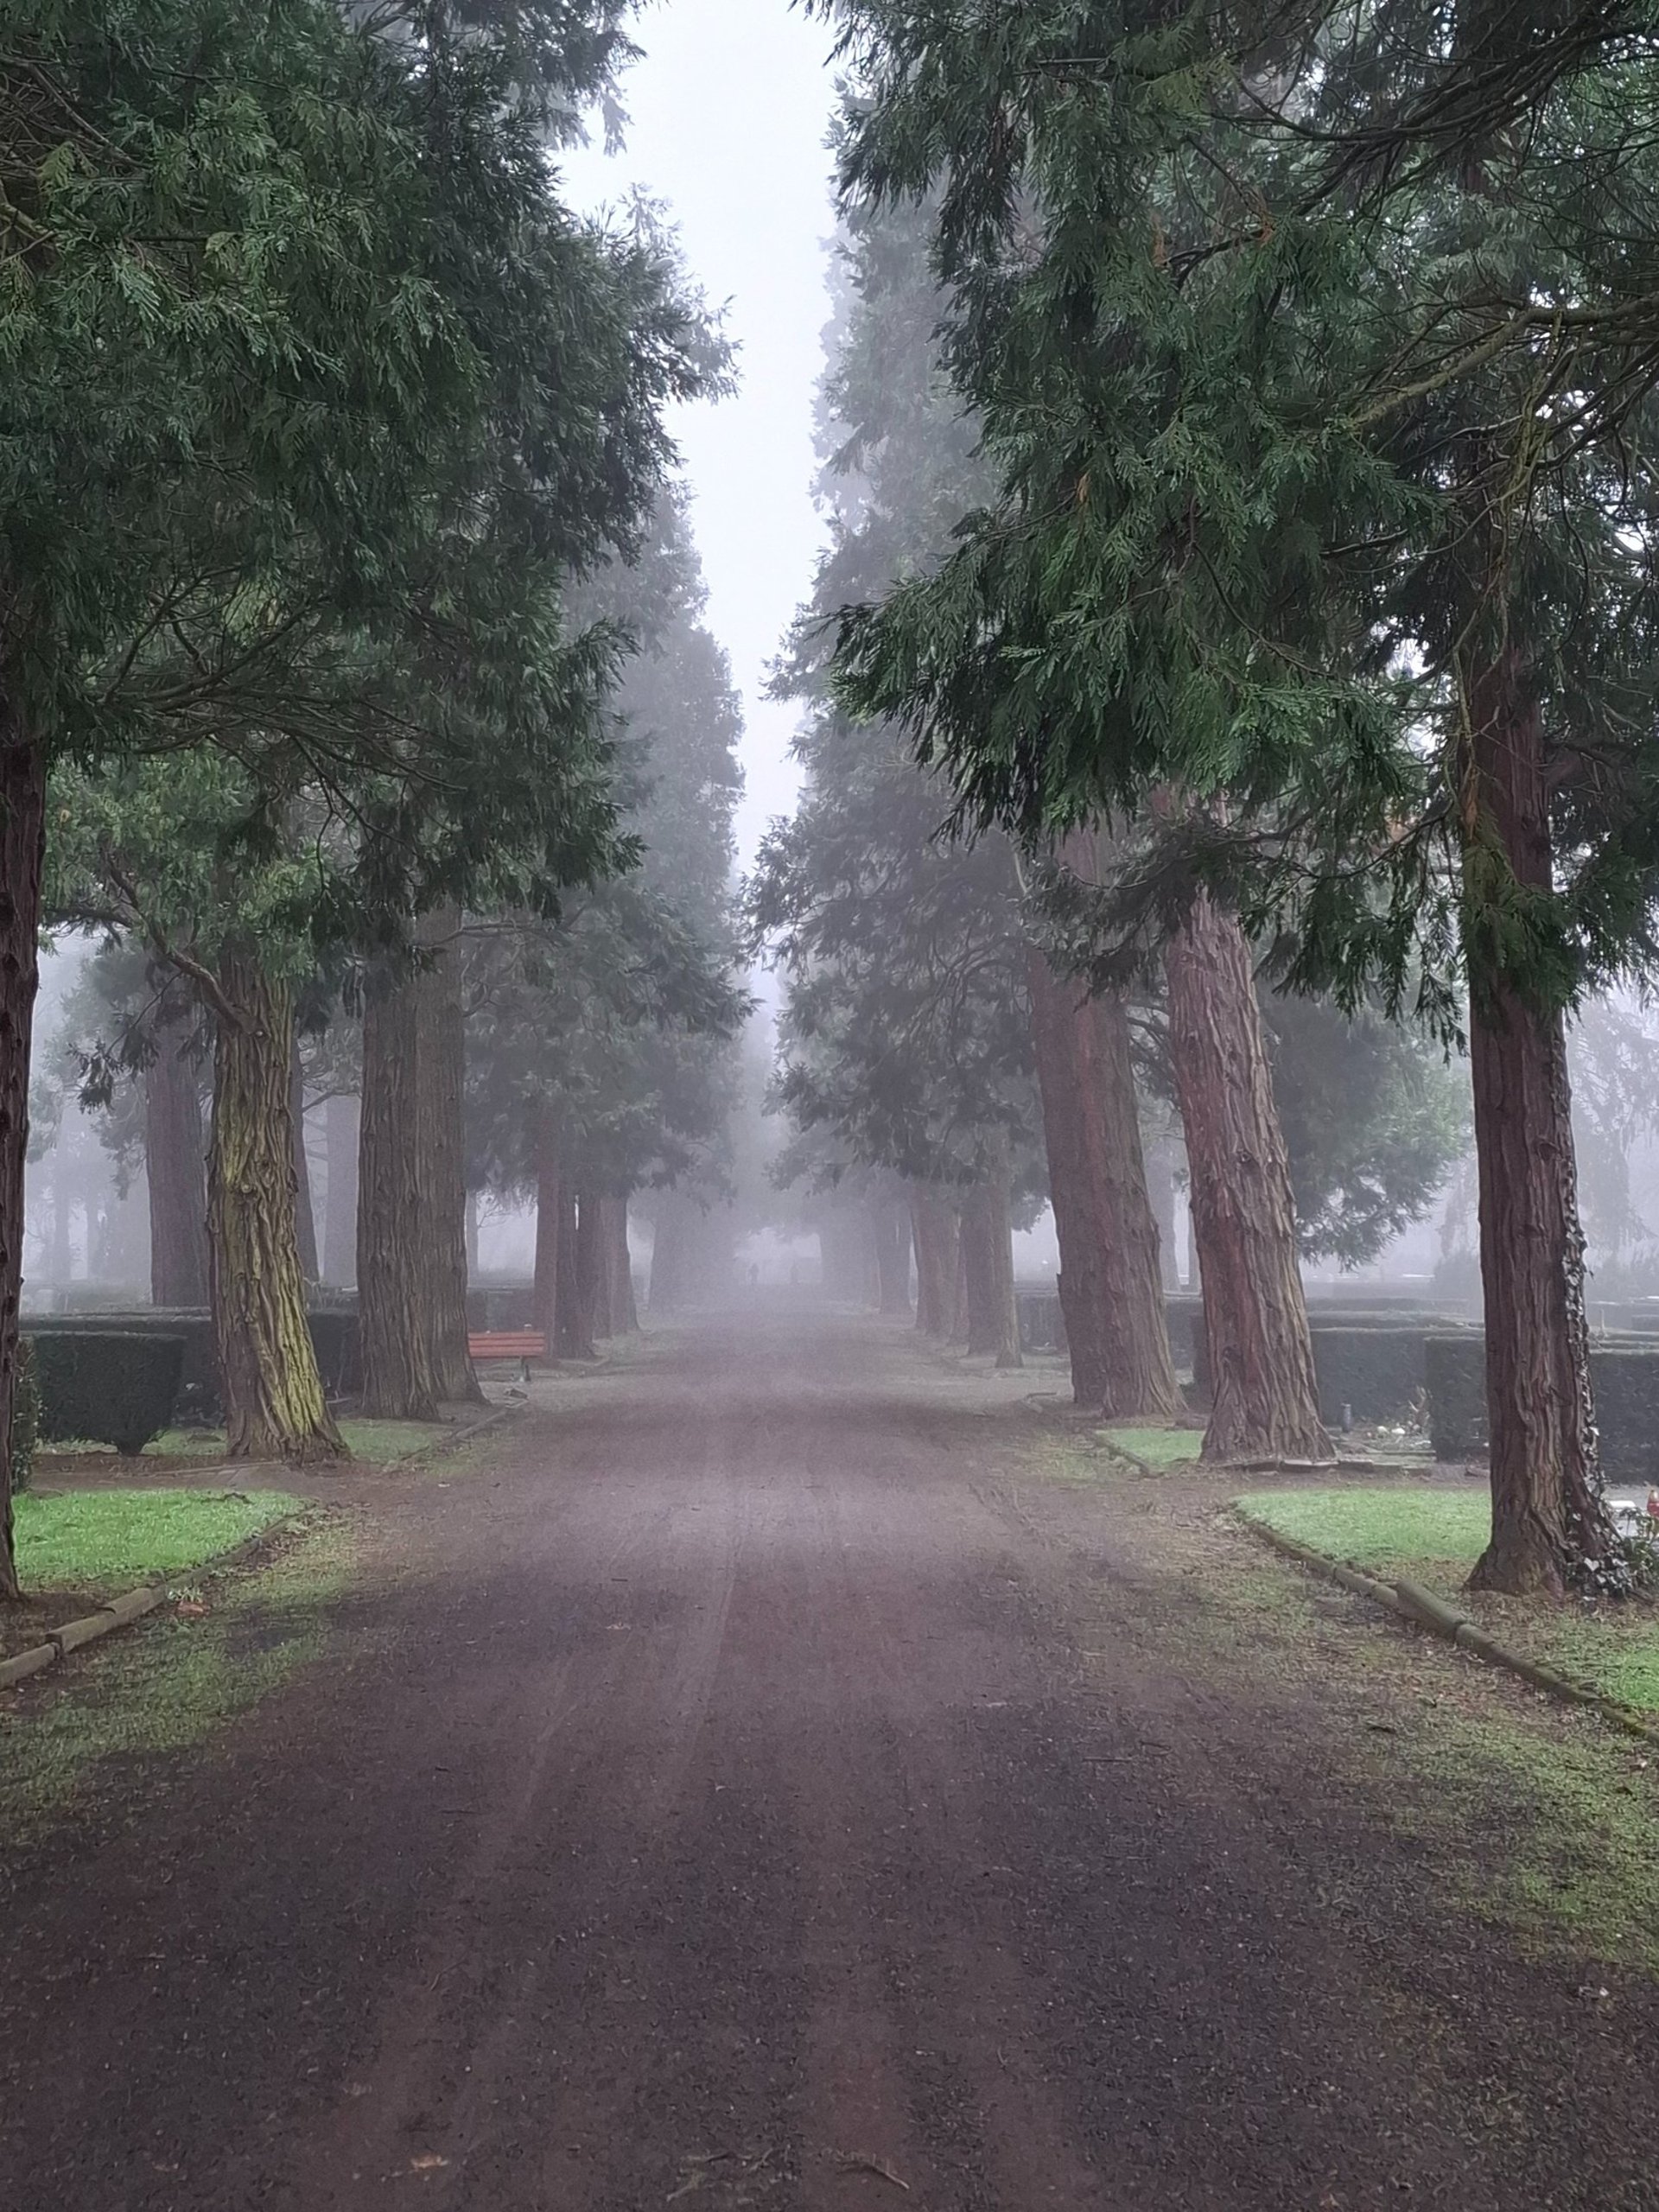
[1263,998,1470,1267]
[25,1329,184,1456]
[1236,1487,1491,1575]
[750,193,1040,1192]
[463,495,750,1206]
[816,2,1659,1027]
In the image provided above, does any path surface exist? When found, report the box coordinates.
[3,1310,1657,2209]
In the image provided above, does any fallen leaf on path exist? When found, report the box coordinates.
[835,2152,910,2192]
[409,2153,449,2172]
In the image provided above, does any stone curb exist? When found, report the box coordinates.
[387,1400,520,1468]
[0,1586,165,1691]
[0,1407,521,1694]
[1236,1510,1659,1750]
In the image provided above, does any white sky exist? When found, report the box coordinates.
[562,0,841,871]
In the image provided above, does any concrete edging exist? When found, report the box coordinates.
[389,1400,520,1468]
[1237,1510,1659,1750]
[0,1403,521,1694]
[0,1585,165,1691]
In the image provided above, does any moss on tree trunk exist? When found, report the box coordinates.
[208,946,344,1463]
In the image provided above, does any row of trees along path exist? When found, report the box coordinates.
[810,0,1659,1597]
[0,2,731,1599]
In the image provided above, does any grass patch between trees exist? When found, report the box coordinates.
[1236,1484,1490,1575]
[15,1489,302,1597]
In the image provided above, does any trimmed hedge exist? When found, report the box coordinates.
[1425,1334,1486,1460]
[23,1306,360,1417]
[1309,1325,1434,1427]
[1427,1332,1659,1481]
[306,1309,360,1397]
[25,1330,183,1456]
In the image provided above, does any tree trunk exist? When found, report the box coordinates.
[322,1092,359,1288]
[289,1041,319,1287]
[1027,947,1179,1419]
[909,1182,958,1336]
[870,1198,912,1317]
[145,1003,208,1308]
[358,965,441,1421]
[466,1190,480,1280]
[207,948,344,1463]
[1164,891,1330,1463]
[532,1111,563,1355]
[960,1166,1022,1368]
[417,909,481,1403]
[1461,648,1612,1595]
[567,1186,601,1358]
[0,732,46,1596]
[577,1186,609,1344]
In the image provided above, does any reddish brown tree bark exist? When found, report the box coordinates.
[1027,948,1179,1420]
[1165,891,1330,1463]
[0,731,45,1596]
[145,1000,208,1309]
[1461,649,1612,1595]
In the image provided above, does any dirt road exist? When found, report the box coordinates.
[3,1311,1657,2209]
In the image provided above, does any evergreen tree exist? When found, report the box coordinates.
[814,1,1659,1588]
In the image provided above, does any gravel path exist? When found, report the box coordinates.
[2,1309,1656,2209]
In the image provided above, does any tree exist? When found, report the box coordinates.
[814,0,1659,1587]
[461,498,749,1354]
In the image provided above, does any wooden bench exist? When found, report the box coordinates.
[467,1330,546,1378]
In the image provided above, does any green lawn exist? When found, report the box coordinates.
[1236,1484,1490,1573]
[1102,1427,1205,1468]
[15,1489,302,1594]
[1236,1483,1659,1719]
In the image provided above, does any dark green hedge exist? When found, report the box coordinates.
[1309,1325,1435,1426]
[24,1306,360,1418]
[24,1330,183,1456]
[1426,1332,1659,1479]
[306,1309,360,1397]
